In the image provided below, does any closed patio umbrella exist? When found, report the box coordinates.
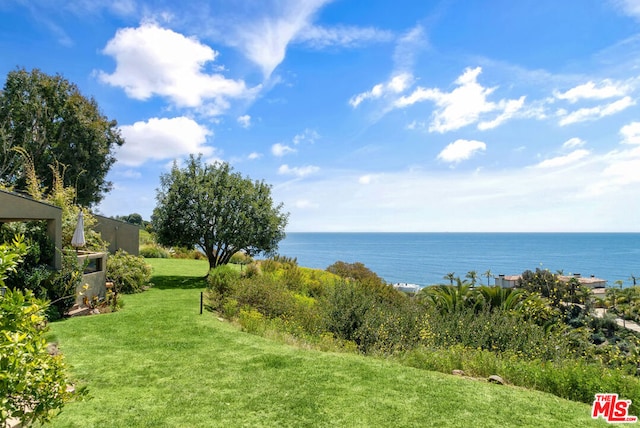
[71,210,86,251]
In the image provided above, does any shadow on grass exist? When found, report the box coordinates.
[152,275,208,290]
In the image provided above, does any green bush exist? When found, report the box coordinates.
[356,298,423,355]
[139,243,171,258]
[207,265,242,296]
[229,251,253,265]
[238,308,267,334]
[419,306,578,361]
[0,287,83,426]
[1,228,84,320]
[170,246,206,260]
[320,280,374,347]
[106,250,152,293]
[234,275,297,319]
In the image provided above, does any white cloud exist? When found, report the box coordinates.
[478,96,526,130]
[227,0,330,78]
[117,117,213,166]
[554,80,629,103]
[558,96,635,125]
[295,24,393,49]
[294,199,319,209]
[275,160,640,232]
[278,164,320,177]
[248,152,262,160]
[349,72,413,107]
[393,25,426,72]
[99,23,253,114]
[272,143,297,157]
[226,1,392,76]
[533,149,591,169]
[394,67,524,133]
[293,128,320,145]
[562,137,586,149]
[359,175,373,184]
[237,115,252,128]
[116,169,142,179]
[600,156,640,187]
[620,121,640,144]
[611,0,640,19]
[437,139,487,164]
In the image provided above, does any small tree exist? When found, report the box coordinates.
[153,155,288,270]
[483,269,492,286]
[443,272,455,286]
[465,270,478,287]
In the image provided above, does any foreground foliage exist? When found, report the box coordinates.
[0,245,81,426]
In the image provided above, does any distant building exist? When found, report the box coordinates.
[93,215,139,256]
[557,273,607,289]
[494,272,607,290]
[494,274,521,288]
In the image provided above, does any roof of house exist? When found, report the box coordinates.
[496,273,607,286]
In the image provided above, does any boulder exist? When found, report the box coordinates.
[488,375,505,385]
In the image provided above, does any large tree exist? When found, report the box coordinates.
[153,155,289,270]
[0,68,124,205]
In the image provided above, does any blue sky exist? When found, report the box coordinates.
[3,0,640,232]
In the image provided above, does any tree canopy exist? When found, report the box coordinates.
[152,155,289,270]
[0,68,124,206]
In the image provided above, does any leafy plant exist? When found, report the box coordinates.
[0,243,83,426]
[139,243,171,259]
[106,250,152,294]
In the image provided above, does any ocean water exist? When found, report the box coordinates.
[276,233,640,287]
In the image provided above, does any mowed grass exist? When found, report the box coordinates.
[46,259,608,427]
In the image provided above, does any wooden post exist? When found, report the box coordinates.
[200,291,203,315]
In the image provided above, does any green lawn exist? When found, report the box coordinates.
[46,259,608,427]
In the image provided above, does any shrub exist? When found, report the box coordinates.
[106,250,152,293]
[0,286,83,426]
[238,308,266,334]
[356,298,423,355]
[419,306,576,361]
[170,246,206,260]
[326,261,384,286]
[207,265,242,296]
[46,251,84,319]
[139,243,171,259]
[230,251,253,265]
[233,275,297,319]
[320,280,374,347]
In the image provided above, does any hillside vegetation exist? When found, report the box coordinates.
[46,259,610,427]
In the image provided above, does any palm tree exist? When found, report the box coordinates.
[466,270,478,288]
[629,274,637,286]
[483,269,493,286]
[420,283,476,314]
[443,272,455,286]
[477,286,525,312]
